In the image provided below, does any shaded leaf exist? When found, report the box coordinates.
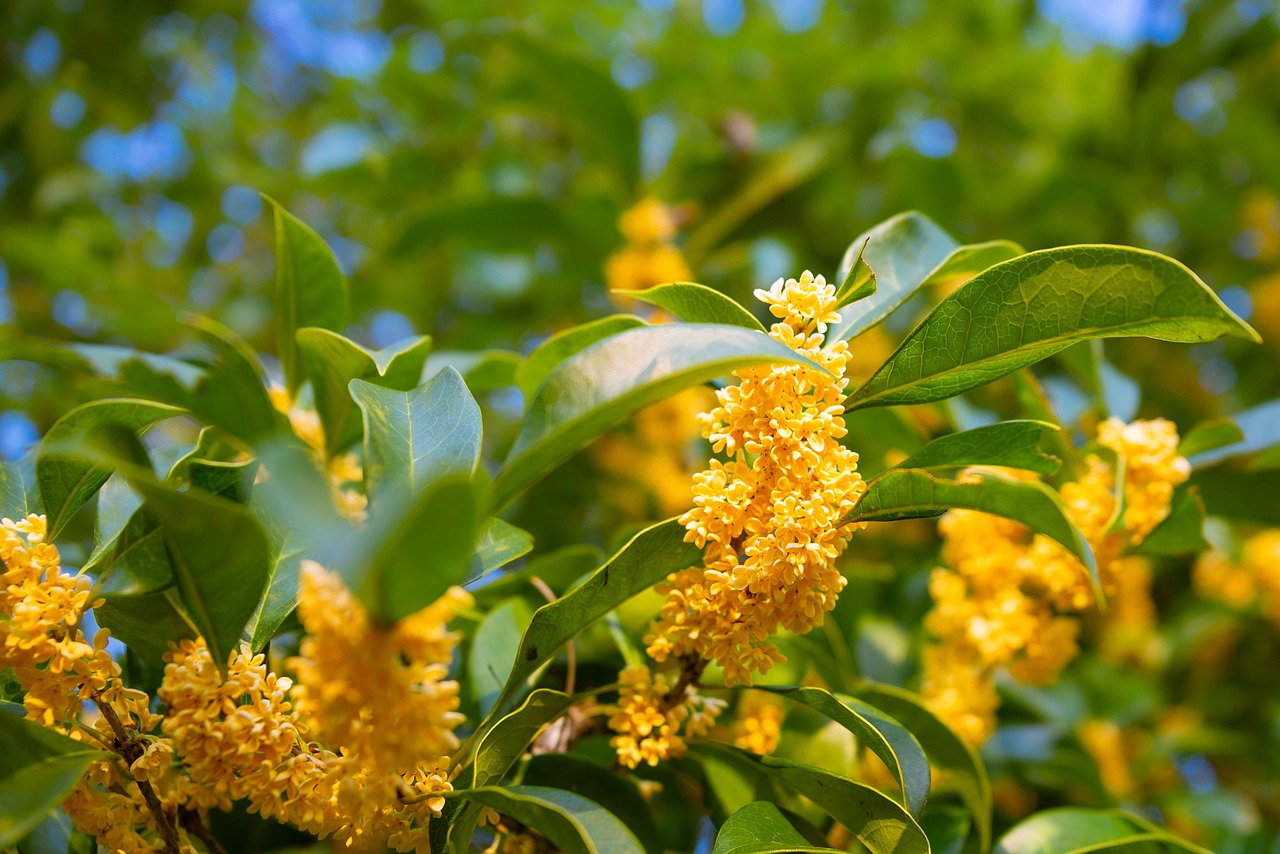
[471,598,535,718]
[1178,418,1245,460]
[712,801,841,854]
[0,455,40,520]
[424,349,521,391]
[472,689,575,788]
[452,785,645,854]
[92,508,170,597]
[616,283,765,331]
[1132,486,1208,556]
[516,315,647,399]
[1184,399,1280,468]
[0,712,106,847]
[95,589,197,664]
[493,325,825,509]
[464,518,535,587]
[524,755,664,854]
[849,246,1258,409]
[894,420,1062,476]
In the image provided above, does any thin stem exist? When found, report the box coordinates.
[93,697,183,854]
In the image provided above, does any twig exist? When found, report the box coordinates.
[179,807,229,854]
[93,697,183,854]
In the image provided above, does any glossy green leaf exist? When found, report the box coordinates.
[453,785,645,854]
[92,508,170,596]
[848,468,1096,586]
[95,589,197,664]
[472,689,575,788]
[616,283,765,331]
[694,743,929,854]
[1178,417,1244,459]
[37,399,182,537]
[493,325,825,509]
[853,684,992,853]
[712,802,841,854]
[760,686,930,816]
[471,598,535,718]
[993,808,1192,854]
[524,755,664,854]
[1132,486,1208,556]
[894,420,1062,475]
[297,327,433,457]
[83,473,141,574]
[266,196,350,393]
[516,315,648,399]
[829,211,960,343]
[1184,400,1280,468]
[464,518,535,587]
[0,712,106,847]
[834,237,876,308]
[425,349,521,392]
[918,240,1025,290]
[0,455,40,520]
[350,367,482,507]
[848,246,1259,409]
[489,518,701,716]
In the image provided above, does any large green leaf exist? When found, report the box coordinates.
[452,786,645,854]
[616,283,765,331]
[894,420,1062,476]
[471,598,535,718]
[297,327,433,457]
[917,240,1025,290]
[848,246,1258,409]
[0,455,40,520]
[82,473,141,574]
[848,468,1097,588]
[493,325,824,509]
[95,589,198,664]
[37,399,182,537]
[463,518,535,587]
[0,713,105,847]
[712,802,841,854]
[168,316,284,444]
[760,686,930,817]
[694,743,929,854]
[91,509,170,597]
[993,808,1204,854]
[523,755,664,854]
[488,519,701,717]
[515,315,647,400]
[350,367,482,507]
[266,196,350,393]
[472,689,575,788]
[853,684,991,853]
[828,211,959,343]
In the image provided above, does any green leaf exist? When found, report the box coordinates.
[993,808,1189,854]
[616,283,765,332]
[829,211,960,343]
[350,367,482,507]
[834,237,877,309]
[425,349,521,392]
[1177,417,1244,459]
[848,246,1259,409]
[464,518,535,587]
[489,518,701,717]
[92,509,171,596]
[894,420,1062,476]
[297,327,433,457]
[174,315,284,444]
[1184,400,1280,468]
[760,686,930,817]
[16,809,94,854]
[95,589,198,664]
[472,689,575,788]
[852,684,991,853]
[523,755,664,854]
[848,468,1097,589]
[37,399,183,538]
[453,785,645,854]
[0,712,105,848]
[516,315,648,399]
[265,195,350,393]
[918,240,1025,290]
[712,802,841,854]
[83,473,141,574]
[1132,486,1208,556]
[493,325,826,509]
[694,743,929,854]
[0,455,40,520]
[471,598,535,718]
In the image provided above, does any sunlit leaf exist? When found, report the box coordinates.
[894,420,1062,475]
[712,802,840,854]
[516,315,648,400]
[616,283,765,331]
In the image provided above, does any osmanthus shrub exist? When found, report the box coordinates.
[0,201,1258,854]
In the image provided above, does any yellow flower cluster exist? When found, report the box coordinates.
[1194,528,1280,625]
[730,691,786,755]
[922,418,1189,745]
[644,271,866,686]
[269,386,368,521]
[608,665,726,769]
[605,197,693,294]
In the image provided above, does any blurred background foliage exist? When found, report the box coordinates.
[3,0,1280,850]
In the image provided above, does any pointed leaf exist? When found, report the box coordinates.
[493,325,826,509]
[0,455,40,520]
[453,785,645,854]
[849,246,1259,409]
[918,240,1025,291]
[472,689,575,788]
[464,518,535,587]
[516,315,648,399]
[617,283,765,331]
[471,598,535,718]
[712,802,841,854]
[1177,418,1244,460]
[0,713,105,847]
[833,237,876,308]
[523,755,664,854]
[95,590,198,664]
[91,509,171,597]
[297,327,433,457]
[829,211,960,342]
[895,420,1062,476]
[994,808,1201,854]
[425,349,521,391]
[266,196,350,392]
[1132,486,1208,556]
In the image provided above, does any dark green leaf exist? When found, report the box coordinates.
[516,315,648,400]
[1178,418,1245,460]
[853,684,992,853]
[834,237,876,309]
[918,806,970,854]
[894,420,1062,475]
[829,211,960,343]
[524,755,664,854]
[92,509,170,596]
[464,518,535,587]
[265,195,350,393]
[16,809,94,854]
[694,743,929,854]
[0,712,105,847]
[472,689,575,788]
[452,785,645,854]
[712,801,841,854]
[0,455,40,520]
[1132,486,1208,556]
[760,686,930,816]
[83,473,141,574]
[297,327,433,457]
[171,315,283,444]
[918,240,1025,290]
[849,246,1259,409]
[471,598,535,718]
[616,283,765,331]
[38,399,182,537]
[493,325,826,509]
[95,589,198,664]
[350,367,482,506]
